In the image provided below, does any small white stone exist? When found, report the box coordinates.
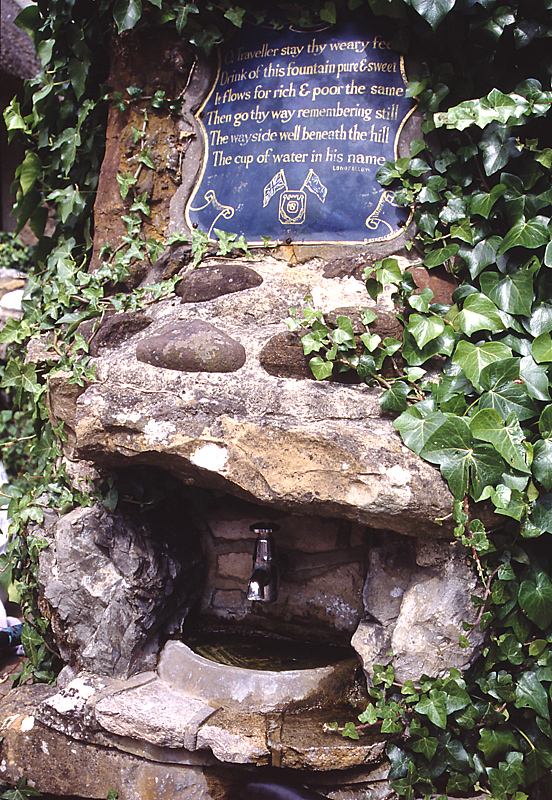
[20,716,35,732]
[0,289,24,311]
[385,465,411,487]
[190,443,228,473]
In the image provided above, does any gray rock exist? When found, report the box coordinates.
[136,319,246,372]
[176,263,263,302]
[47,256,454,537]
[39,492,204,678]
[0,687,228,800]
[352,540,485,684]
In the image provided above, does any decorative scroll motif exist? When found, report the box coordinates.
[189,189,235,237]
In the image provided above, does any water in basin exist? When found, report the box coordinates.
[185,631,354,671]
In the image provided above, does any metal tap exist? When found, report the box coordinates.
[247,523,279,603]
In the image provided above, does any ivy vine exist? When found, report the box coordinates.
[3,0,552,797]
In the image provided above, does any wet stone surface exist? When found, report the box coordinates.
[135,319,246,372]
[175,264,263,303]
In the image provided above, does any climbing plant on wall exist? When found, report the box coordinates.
[3,0,552,796]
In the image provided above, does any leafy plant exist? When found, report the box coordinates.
[0,233,33,273]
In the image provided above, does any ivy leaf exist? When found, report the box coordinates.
[515,670,550,719]
[479,270,534,316]
[478,728,519,760]
[319,1,337,23]
[387,743,411,780]
[68,58,87,100]
[470,409,529,473]
[539,405,552,438]
[309,357,333,380]
[479,123,521,176]
[519,570,552,630]
[379,380,409,412]
[113,0,143,33]
[393,405,446,455]
[176,3,200,33]
[137,148,156,169]
[116,171,138,200]
[414,689,448,728]
[408,314,446,348]
[455,293,505,335]
[470,184,507,218]
[18,151,41,196]
[520,355,550,401]
[498,632,524,664]
[401,327,456,367]
[224,5,246,26]
[423,243,459,267]
[1,779,42,800]
[408,287,434,313]
[421,416,505,498]
[498,216,550,254]
[410,0,456,29]
[51,128,81,176]
[453,340,512,390]
[532,332,552,363]
[410,733,439,759]
[532,439,552,490]
[458,236,501,279]
[478,358,537,421]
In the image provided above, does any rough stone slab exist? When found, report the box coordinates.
[47,256,455,537]
[196,710,269,765]
[37,670,156,741]
[0,687,233,800]
[275,710,387,770]
[95,679,218,749]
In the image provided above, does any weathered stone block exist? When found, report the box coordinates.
[39,494,204,678]
[94,679,217,749]
[136,319,246,372]
[176,264,263,302]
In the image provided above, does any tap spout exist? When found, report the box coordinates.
[247,523,279,603]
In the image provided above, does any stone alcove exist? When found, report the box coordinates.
[0,22,489,800]
[19,244,485,794]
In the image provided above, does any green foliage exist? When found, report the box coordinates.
[0,233,33,273]
[0,778,41,800]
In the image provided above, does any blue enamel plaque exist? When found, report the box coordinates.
[186,17,414,244]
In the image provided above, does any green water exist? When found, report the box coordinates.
[185,631,353,671]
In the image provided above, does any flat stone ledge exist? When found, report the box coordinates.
[95,678,217,749]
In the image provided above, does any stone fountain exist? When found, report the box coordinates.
[0,20,486,800]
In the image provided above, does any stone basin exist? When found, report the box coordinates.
[158,640,360,713]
